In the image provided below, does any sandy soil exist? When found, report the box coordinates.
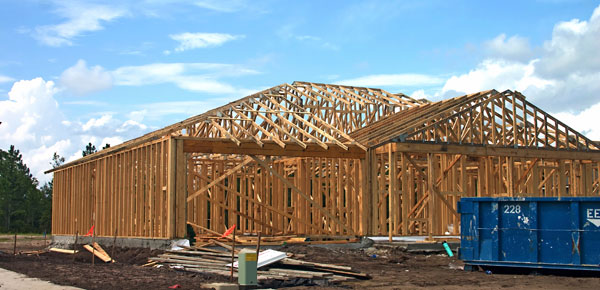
[0,241,599,289]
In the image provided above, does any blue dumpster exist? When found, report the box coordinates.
[458,197,600,271]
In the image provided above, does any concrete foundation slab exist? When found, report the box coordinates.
[51,235,175,250]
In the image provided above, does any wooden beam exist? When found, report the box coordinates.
[178,137,366,159]
[386,142,600,161]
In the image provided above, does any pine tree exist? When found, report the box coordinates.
[38,152,65,232]
[82,142,97,157]
[0,146,39,232]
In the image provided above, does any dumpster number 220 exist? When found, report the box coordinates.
[503,205,521,214]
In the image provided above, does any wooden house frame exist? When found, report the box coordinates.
[47,82,600,240]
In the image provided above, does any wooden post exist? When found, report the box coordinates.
[167,138,176,238]
[388,145,395,242]
[13,233,17,255]
[73,231,79,263]
[401,153,409,235]
[230,228,236,282]
[256,231,262,257]
[111,226,118,259]
[558,160,566,197]
[91,227,96,266]
[428,153,435,239]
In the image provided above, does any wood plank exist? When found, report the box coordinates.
[179,137,366,159]
[83,244,112,262]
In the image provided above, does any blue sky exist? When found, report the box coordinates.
[1,0,600,182]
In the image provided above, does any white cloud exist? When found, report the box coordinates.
[34,2,126,46]
[0,75,14,83]
[441,5,600,112]
[410,89,429,100]
[112,62,259,94]
[437,4,600,139]
[484,34,532,62]
[535,5,600,79]
[169,33,243,53]
[338,74,445,88]
[60,60,113,96]
[0,78,150,183]
[554,102,600,140]
[441,59,553,96]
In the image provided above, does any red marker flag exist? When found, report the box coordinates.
[84,225,95,237]
[221,224,236,238]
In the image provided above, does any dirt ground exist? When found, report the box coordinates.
[0,247,227,290]
[0,234,50,253]
[1,239,599,290]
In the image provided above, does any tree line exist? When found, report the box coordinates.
[0,142,108,233]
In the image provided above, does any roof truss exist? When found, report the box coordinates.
[180,82,423,151]
[353,90,600,151]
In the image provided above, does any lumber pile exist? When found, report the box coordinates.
[195,234,359,246]
[146,244,369,285]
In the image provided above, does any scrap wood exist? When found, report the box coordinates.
[92,242,114,262]
[182,267,237,277]
[281,258,353,271]
[141,261,157,267]
[309,266,371,279]
[83,245,112,263]
[280,258,370,279]
[187,222,239,242]
[192,242,230,254]
[169,249,235,258]
[197,235,359,246]
[150,258,228,269]
[286,237,308,243]
[22,249,48,255]
[210,239,240,253]
[148,247,371,284]
[49,248,78,254]
[158,254,229,265]
[268,268,333,278]
[167,263,231,270]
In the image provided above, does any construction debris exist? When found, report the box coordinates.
[49,248,78,254]
[83,243,114,263]
[146,242,370,285]
[194,233,359,246]
[21,249,48,256]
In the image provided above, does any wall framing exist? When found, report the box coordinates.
[48,83,600,239]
